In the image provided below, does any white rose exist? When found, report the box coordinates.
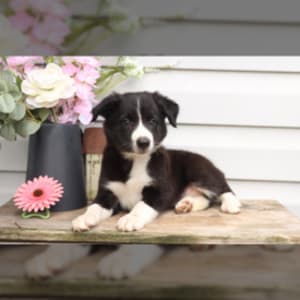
[22,63,76,109]
[0,14,29,53]
[119,57,144,78]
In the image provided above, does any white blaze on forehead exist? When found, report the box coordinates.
[131,99,154,151]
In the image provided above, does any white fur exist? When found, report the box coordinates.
[98,245,163,280]
[219,192,241,214]
[117,201,158,232]
[131,99,154,152]
[106,154,152,210]
[72,204,112,232]
[25,245,91,279]
[175,195,210,213]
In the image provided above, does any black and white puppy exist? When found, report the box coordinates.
[72,92,241,232]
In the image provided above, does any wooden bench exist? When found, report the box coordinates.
[1,199,300,245]
[0,245,300,299]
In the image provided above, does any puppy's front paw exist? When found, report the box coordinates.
[72,204,112,232]
[220,193,241,214]
[72,213,96,232]
[117,214,145,232]
[25,245,91,280]
[97,245,163,280]
[97,250,137,280]
[25,253,53,280]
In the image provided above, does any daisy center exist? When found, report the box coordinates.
[33,189,44,197]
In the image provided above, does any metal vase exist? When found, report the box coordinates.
[26,123,86,212]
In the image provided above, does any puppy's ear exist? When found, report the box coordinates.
[153,92,179,127]
[92,93,121,121]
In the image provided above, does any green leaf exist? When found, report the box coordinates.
[0,123,16,141]
[0,94,16,113]
[15,118,41,138]
[0,69,15,83]
[36,108,50,122]
[0,80,7,92]
[9,102,26,121]
[16,76,23,90]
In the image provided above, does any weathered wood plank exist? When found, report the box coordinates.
[0,200,300,245]
[0,246,300,299]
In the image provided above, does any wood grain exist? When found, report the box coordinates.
[0,245,300,299]
[0,200,300,244]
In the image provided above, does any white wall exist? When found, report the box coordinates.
[1,57,300,215]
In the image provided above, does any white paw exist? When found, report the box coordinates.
[25,245,91,280]
[97,245,163,280]
[175,198,194,214]
[72,214,95,232]
[72,204,112,232]
[117,213,145,232]
[25,253,54,280]
[175,196,209,214]
[220,193,241,214]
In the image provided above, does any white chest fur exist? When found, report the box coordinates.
[106,155,152,210]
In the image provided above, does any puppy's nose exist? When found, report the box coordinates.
[136,137,150,150]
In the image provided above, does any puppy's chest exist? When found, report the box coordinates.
[106,156,152,210]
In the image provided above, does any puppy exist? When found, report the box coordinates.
[72,91,241,233]
[26,92,240,280]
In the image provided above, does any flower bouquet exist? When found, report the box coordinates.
[0,0,140,54]
[0,56,145,140]
[0,55,147,212]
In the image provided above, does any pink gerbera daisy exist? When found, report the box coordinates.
[14,176,64,213]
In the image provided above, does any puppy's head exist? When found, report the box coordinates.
[93,92,179,155]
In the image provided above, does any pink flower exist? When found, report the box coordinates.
[75,65,100,85]
[62,63,80,77]
[63,57,101,68]
[27,0,70,18]
[79,112,93,125]
[8,0,71,54]
[14,176,64,213]
[31,15,70,46]
[6,56,44,73]
[6,56,43,67]
[9,11,36,32]
[75,83,94,101]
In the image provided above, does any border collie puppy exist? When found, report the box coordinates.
[72,92,241,232]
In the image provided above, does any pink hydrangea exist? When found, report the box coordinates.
[58,58,100,125]
[62,57,101,68]
[31,15,70,46]
[8,0,70,54]
[6,56,44,74]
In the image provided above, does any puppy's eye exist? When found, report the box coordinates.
[149,118,158,126]
[120,118,131,126]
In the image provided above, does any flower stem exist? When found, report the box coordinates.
[21,209,51,220]
[26,109,38,121]
[51,108,58,124]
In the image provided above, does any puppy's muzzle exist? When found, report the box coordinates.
[136,137,151,151]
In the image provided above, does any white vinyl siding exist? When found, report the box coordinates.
[1,57,300,216]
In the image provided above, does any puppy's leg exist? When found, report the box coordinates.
[72,188,118,232]
[219,192,241,214]
[98,244,164,280]
[117,201,158,232]
[25,245,91,280]
[175,186,212,214]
